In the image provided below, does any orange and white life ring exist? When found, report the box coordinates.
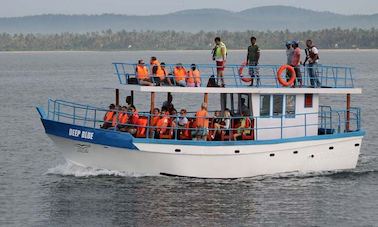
[277,65,296,87]
[238,61,252,83]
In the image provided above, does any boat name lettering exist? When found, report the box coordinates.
[69,128,94,140]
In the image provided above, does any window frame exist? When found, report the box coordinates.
[272,95,284,118]
[304,94,313,108]
[260,94,271,117]
[285,95,296,118]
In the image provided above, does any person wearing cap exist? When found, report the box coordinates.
[187,64,201,87]
[291,40,302,87]
[286,41,294,65]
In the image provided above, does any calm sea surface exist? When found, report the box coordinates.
[0,50,377,226]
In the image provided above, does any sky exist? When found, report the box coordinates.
[0,0,377,17]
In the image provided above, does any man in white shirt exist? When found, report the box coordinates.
[305,39,321,87]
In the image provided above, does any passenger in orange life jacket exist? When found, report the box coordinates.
[101,103,116,129]
[126,105,139,135]
[150,56,163,86]
[160,62,173,86]
[155,106,170,138]
[135,59,153,86]
[186,64,201,87]
[173,63,187,87]
[117,106,129,132]
[193,102,209,141]
[151,108,160,128]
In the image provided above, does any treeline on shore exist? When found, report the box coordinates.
[0,28,377,51]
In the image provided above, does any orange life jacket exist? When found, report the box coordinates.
[104,111,115,122]
[196,109,209,128]
[118,112,128,125]
[174,67,186,82]
[130,112,139,125]
[188,69,200,84]
[136,65,149,80]
[156,112,169,133]
[150,60,166,80]
[151,116,160,127]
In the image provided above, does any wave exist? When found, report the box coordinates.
[45,162,157,177]
[45,161,378,180]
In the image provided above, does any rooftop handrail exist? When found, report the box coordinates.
[113,62,355,88]
[46,99,361,141]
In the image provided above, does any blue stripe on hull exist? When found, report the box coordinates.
[41,119,138,150]
[41,118,365,149]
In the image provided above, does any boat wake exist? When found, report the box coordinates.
[45,162,157,177]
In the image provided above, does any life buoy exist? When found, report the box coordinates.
[277,65,296,87]
[238,61,252,83]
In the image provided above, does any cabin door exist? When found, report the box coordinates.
[220,93,252,116]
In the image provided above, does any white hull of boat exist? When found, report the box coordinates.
[48,134,363,178]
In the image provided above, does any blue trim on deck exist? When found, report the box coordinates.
[41,119,138,150]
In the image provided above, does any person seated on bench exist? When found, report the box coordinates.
[101,103,116,129]
[117,106,129,132]
[233,111,251,140]
[217,110,231,139]
[126,105,139,135]
[210,110,222,140]
[155,107,170,138]
[173,63,187,87]
[136,59,153,86]
[159,62,173,86]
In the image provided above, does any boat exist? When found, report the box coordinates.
[37,62,364,178]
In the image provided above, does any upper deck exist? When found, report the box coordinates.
[113,63,361,94]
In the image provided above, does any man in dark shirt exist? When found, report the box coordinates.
[246,36,261,87]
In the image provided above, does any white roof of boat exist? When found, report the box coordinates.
[113,85,362,94]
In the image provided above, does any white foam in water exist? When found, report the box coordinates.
[45,162,156,177]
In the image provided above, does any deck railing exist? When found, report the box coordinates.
[113,63,355,88]
[46,99,361,141]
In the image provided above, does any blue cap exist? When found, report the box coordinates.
[286,41,292,46]
[292,40,299,45]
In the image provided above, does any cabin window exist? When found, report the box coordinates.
[260,95,270,117]
[285,95,296,117]
[273,95,283,117]
[304,94,313,108]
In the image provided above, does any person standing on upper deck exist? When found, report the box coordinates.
[291,40,302,87]
[212,37,227,87]
[285,41,294,83]
[286,41,294,66]
[246,36,261,87]
[304,39,321,88]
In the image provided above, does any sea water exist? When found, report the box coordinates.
[0,50,377,226]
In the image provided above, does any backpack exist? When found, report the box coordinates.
[207,75,220,87]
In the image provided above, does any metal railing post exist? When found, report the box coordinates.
[73,106,76,125]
